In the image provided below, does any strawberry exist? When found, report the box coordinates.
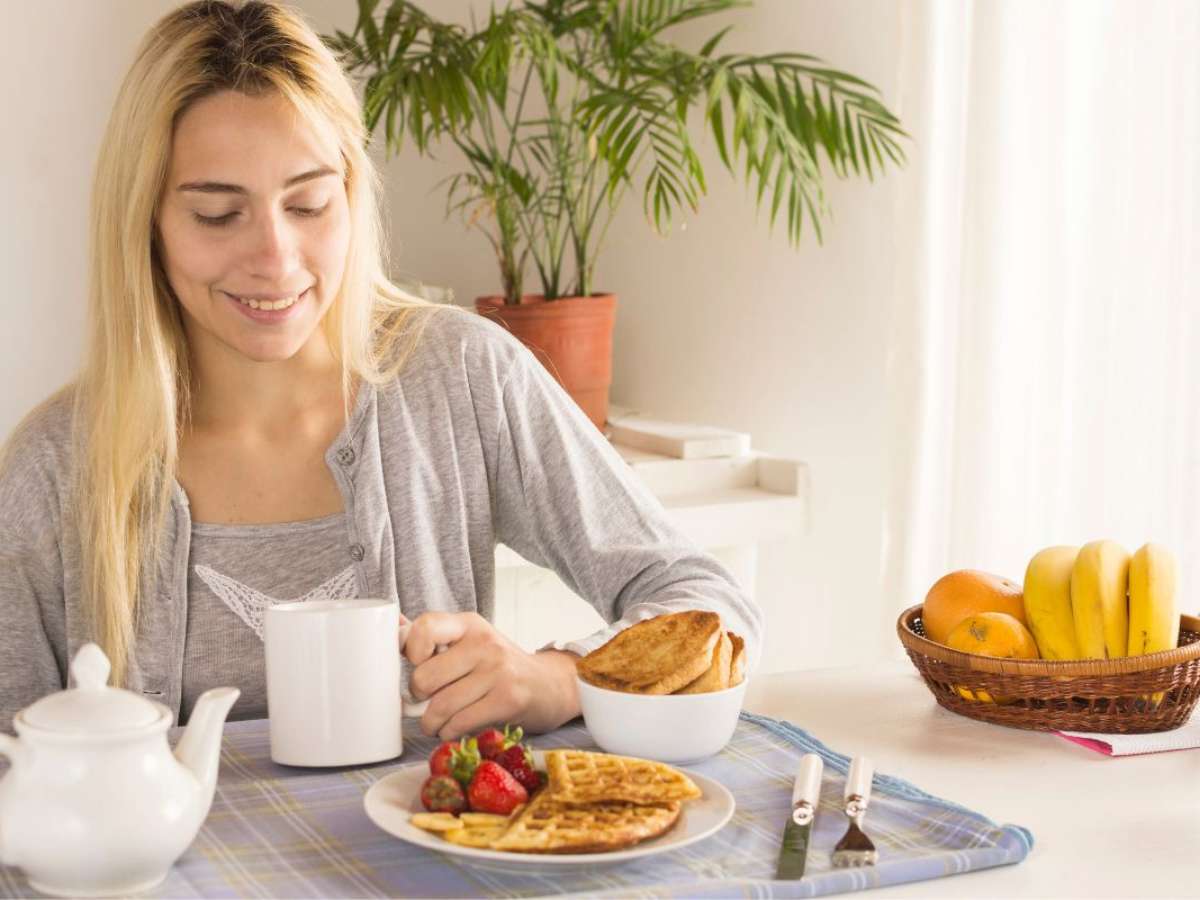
[493,743,543,795]
[472,724,520,763]
[466,760,528,815]
[420,775,466,814]
[475,728,506,760]
[476,724,523,760]
[428,740,458,778]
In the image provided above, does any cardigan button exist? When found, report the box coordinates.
[349,543,365,562]
[336,446,356,466]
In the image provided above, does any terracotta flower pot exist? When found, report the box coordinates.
[475,293,617,430]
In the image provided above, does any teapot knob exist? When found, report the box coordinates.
[70,643,112,691]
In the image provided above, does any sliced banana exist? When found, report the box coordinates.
[410,812,463,832]
[459,812,510,827]
[444,826,507,848]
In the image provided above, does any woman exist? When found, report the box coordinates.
[0,0,761,739]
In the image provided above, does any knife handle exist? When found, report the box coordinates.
[844,756,873,817]
[791,753,823,825]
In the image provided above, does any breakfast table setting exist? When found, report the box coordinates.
[2,592,1197,899]
[5,662,1200,897]
[0,696,1033,899]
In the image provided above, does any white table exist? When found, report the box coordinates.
[744,662,1200,898]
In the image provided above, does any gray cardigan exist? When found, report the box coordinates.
[0,309,763,730]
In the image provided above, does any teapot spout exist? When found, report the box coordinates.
[174,687,239,806]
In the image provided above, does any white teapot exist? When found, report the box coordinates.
[0,643,239,897]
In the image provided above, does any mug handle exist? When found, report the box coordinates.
[398,621,446,718]
[0,734,25,774]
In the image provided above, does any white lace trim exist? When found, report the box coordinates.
[194,564,360,640]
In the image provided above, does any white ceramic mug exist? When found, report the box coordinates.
[263,599,433,767]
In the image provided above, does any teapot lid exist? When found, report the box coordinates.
[22,643,163,733]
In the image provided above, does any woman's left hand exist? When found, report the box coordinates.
[403,611,581,739]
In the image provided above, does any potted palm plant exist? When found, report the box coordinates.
[326,0,906,428]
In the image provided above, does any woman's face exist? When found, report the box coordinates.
[157,90,350,364]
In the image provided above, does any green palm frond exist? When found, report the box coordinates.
[325,0,908,301]
[331,1,502,152]
[582,34,907,243]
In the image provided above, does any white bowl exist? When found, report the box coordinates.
[576,676,748,764]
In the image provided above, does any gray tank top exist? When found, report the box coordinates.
[179,512,358,722]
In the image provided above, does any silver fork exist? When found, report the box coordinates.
[831,756,878,867]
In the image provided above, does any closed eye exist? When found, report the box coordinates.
[292,204,329,218]
[191,203,330,228]
[192,211,237,227]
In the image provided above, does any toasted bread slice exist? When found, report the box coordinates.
[728,632,746,686]
[675,630,732,694]
[577,610,722,694]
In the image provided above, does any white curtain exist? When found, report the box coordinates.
[884,0,1200,621]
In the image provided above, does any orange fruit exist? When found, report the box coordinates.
[946,612,1039,659]
[922,570,1025,645]
[945,612,1040,703]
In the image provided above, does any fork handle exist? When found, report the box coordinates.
[845,756,873,814]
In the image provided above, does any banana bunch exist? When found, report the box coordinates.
[1023,541,1179,661]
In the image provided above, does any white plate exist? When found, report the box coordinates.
[362,762,735,866]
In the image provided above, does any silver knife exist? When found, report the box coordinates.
[775,752,824,879]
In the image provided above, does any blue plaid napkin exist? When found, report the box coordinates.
[0,713,1031,898]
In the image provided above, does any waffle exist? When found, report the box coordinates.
[490,789,681,854]
[545,749,701,805]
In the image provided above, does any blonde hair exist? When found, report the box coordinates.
[80,0,435,685]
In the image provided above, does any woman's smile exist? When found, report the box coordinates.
[222,286,312,323]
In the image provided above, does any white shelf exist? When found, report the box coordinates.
[495,444,808,569]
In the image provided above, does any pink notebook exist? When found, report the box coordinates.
[1057,717,1200,756]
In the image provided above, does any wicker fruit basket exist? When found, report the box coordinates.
[897,605,1200,733]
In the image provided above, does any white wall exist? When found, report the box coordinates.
[0,1,179,436]
[2,0,916,674]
